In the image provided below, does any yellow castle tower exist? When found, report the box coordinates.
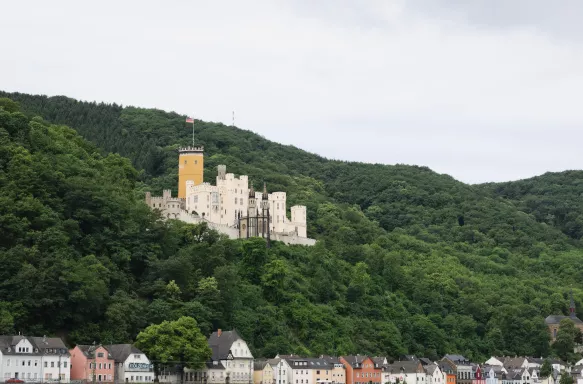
[178,146,204,198]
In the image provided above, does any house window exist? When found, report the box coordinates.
[6,359,9,366]
[44,362,48,368]
[64,362,68,368]
[51,362,55,368]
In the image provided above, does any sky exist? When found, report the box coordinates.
[1,0,582,184]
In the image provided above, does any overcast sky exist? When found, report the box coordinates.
[1,1,582,184]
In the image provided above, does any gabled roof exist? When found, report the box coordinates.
[444,355,469,364]
[76,345,113,359]
[254,360,270,371]
[439,362,455,374]
[372,357,387,367]
[388,361,424,374]
[504,357,527,369]
[341,356,369,368]
[426,364,439,375]
[420,358,433,366]
[103,344,145,363]
[208,330,245,361]
[30,337,69,356]
[545,315,583,325]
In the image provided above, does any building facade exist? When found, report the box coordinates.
[145,148,315,246]
[70,344,115,383]
[104,344,154,383]
[340,356,381,384]
[0,335,71,383]
[208,329,254,384]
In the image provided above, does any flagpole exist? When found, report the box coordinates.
[192,116,195,147]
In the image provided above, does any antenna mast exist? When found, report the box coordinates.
[232,110,235,127]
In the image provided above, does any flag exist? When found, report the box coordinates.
[186,117,194,123]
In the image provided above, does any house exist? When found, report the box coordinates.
[0,335,71,383]
[104,344,153,383]
[441,356,472,384]
[484,367,499,384]
[208,329,254,384]
[70,344,115,382]
[268,357,290,384]
[383,361,425,384]
[340,356,382,384]
[438,362,456,384]
[471,366,485,384]
[426,364,445,384]
[278,355,313,384]
[319,356,346,384]
[254,360,274,384]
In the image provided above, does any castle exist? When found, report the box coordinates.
[145,146,316,246]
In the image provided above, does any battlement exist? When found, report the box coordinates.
[178,146,204,154]
[271,192,286,200]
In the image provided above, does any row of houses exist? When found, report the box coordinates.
[2,330,581,384]
[0,336,153,383]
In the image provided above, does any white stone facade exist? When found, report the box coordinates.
[0,336,71,383]
[146,164,315,246]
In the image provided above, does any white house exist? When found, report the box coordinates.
[105,344,154,383]
[426,364,445,384]
[208,330,254,384]
[268,358,290,384]
[384,361,426,384]
[485,367,499,384]
[277,356,311,384]
[0,335,70,383]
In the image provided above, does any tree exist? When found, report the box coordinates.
[553,319,577,362]
[559,373,573,384]
[540,359,552,378]
[135,317,212,381]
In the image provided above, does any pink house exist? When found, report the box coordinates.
[70,344,116,383]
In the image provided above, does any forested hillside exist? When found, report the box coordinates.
[2,92,583,362]
[480,171,583,241]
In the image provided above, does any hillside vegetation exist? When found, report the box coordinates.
[1,92,583,362]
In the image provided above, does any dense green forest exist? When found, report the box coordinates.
[1,91,583,362]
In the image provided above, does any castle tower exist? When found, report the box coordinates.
[218,164,226,180]
[261,182,269,210]
[248,184,257,218]
[178,146,204,199]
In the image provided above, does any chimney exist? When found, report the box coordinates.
[218,329,222,337]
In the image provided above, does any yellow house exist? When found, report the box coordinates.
[312,357,346,384]
[254,360,274,384]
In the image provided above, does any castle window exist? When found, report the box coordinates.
[235,197,237,204]
[184,160,187,164]
[277,203,279,209]
[195,160,198,164]
[235,189,237,193]
[240,199,243,205]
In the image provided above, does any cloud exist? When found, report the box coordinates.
[1,0,582,183]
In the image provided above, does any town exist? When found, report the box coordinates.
[0,329,582,384]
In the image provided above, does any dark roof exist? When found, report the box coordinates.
[341,356,368,368]
[255,360,270,370]
[400,355,418,362]
[0,335,69,356]
[545,315,583,325]
[30,337,69,356]
[426,364,439,375]
[268,358,281,366]
[208,330,245,361]
[103,344,145,363]
[444,355,469,364]
[372,357,387,367]
[283,357,334,370]
[76,345,113,359]
[320,356,341,364]
[439,362,455,374]
[388,361,423,374]
[420,358,433,366]
[504,358,526,369]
